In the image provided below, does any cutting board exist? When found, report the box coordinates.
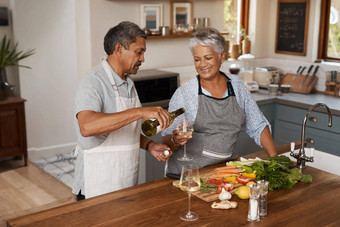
[172,180,242,202]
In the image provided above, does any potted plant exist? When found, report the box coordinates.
[0,35,35,100]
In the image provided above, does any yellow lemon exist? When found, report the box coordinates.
[246,181,255,187]
[235,186,250,199]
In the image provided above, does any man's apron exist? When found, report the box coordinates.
[167,73,246,174]
[83,59,142,198]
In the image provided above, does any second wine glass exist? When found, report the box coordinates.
[177,120,194,161]
[179,164,200,221]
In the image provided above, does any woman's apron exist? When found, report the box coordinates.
[167,73,246,174]
[83,59,142,198]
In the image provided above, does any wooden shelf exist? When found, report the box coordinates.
[147,32,192,40]
[147,32,229,40]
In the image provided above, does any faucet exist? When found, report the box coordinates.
[290,103,332,170]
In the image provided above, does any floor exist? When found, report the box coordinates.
[0,158,76,227]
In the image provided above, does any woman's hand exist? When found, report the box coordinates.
[148,142,173,162]
[172,128,192,146]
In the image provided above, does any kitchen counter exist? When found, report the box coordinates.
[251,89,340,116]
[7,143,340,226]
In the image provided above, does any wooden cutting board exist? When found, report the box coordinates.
[172,180,242,202]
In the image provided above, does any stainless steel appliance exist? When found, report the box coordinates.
[130,69,179,108]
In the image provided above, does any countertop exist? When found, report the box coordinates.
[7,143,340,226]
[251,89,340,116]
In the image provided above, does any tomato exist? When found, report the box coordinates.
[236,176,252,185]
[216,183,234,193]
[207,179,226,186]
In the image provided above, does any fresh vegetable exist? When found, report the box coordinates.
[251,155,312,191]
[199,178,218,193]
[224,176,237,183]
[218,188,232,200]
[242,172,256,180]
[206,179,226,185]
[236,176,252,185]
[300,174,313,183]
[226,161,253,173]
[216,183,234,193]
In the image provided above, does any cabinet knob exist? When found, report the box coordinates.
[306,138,314,144]
[309,116,317,122]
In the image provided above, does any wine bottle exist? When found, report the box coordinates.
[142,107,185,137]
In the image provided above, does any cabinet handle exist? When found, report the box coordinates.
[306,138,314,144]
[309,116,317,122]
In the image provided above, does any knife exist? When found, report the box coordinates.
[299,66,307,75]
[299,65,314,88]
[296,66,302,74]
[305,65,319,90]
[294,66,306,80]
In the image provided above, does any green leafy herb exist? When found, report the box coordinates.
[301,174,313,183]
[199,178,218,193]
[251,155,312,191]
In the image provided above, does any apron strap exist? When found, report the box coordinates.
[197,72,235,97]
[100,58,119,94]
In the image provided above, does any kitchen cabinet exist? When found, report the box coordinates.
[0,97,27,165]
[274,104,340,156]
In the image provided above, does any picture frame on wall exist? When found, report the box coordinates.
[170,2,193,33]
[0,7,9,26]
[140,4,163,32]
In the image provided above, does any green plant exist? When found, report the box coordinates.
[0,35,35,69]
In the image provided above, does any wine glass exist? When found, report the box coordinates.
[179,164,200,221]
[177,120,194,161]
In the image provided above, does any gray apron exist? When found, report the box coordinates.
[167,73,246,174]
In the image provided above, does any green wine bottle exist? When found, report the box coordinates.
[142,107,185,137]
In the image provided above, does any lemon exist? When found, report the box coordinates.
[235,186,250,199]
[246,181,255,187]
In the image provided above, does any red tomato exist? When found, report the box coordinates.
[216,183,234,193]
[207,179,226,186]
[236,176,252,185]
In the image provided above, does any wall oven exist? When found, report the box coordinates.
[130,69,179,108]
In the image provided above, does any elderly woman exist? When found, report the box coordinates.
[161,28,277,175]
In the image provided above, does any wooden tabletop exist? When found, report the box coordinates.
[7,143,340,227]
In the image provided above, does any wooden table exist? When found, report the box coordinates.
[7,143,340,226]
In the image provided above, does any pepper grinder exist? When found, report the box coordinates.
[247,183,261,222]
[258,180,269,217]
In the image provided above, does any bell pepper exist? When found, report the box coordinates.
[242,172,256,180]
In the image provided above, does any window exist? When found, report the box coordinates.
[318,0,340,62]
[223,0,249,45]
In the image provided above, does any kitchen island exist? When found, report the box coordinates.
[7,143,340,227]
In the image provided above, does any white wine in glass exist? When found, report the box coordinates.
[179,164,200,221]
[177,121,194,161]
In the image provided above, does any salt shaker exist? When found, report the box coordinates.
[247,183,260,222]
[258,180,269,217]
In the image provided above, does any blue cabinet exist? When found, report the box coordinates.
[274,104,340,156]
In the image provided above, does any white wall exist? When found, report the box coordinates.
[89,0,225,69]
[10,0,79,156]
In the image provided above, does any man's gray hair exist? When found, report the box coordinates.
[189,28,226,54]
[104,21,147,55]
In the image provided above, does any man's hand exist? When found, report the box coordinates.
[139,106,171,130]
[148,142,173,162]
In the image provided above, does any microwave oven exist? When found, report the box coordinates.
[130,69,179,108]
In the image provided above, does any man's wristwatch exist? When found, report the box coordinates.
[145,140,154,151]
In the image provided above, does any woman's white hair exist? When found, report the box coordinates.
[189,28,226,54]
